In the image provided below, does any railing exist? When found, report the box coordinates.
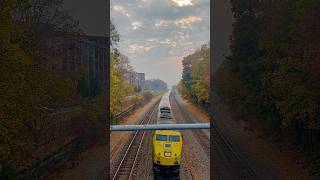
[17,135,84,180]
[16,103,139,179]
[115,103,137,120]
[110,123,211,131]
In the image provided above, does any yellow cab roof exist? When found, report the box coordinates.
[155,130,181,136]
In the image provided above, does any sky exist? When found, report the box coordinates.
[62,0,210,87]
[111,0,210,87]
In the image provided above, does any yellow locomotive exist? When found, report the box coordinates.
[152,130,182,176]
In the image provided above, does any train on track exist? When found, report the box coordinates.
[153,91,182,177]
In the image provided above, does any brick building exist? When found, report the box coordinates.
[123,71,145,89]
[123,71,137,85]
[46,32,108,88]
[135,72,145,88]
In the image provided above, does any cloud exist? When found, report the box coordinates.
[154,20,170,28]
[174,16,202,26]
[168,45,193,56]
[176,30,191,42]
[111,0,209,86]
[159,39,177,47]
[154,15,202,30]
[111,4,130,17]
[131,21,143,30]
[170,0,194,7]
[128,43,154,54]
[147,38,158,42]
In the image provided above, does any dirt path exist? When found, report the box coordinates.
[170,89,210,180]
[174,94,209,123]
[46,142,107,180]
[212,92,315,180]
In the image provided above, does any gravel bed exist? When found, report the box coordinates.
[170,90,210,179]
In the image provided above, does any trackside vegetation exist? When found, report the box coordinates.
[178,44,210,109]
[110,22,159,125]
[215,0,320,175]
[1,0,106,177]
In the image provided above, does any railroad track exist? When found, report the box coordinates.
[170,92,210,157]
[111,100,159,180]
[212,124,258,179]
[170,90,258,179]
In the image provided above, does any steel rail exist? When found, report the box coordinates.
[110,123,210,131]
[171,90,258,179]
[170,92,210,156]
[127,117,151,179]
[111,100,158,180]
[212,123,259,179]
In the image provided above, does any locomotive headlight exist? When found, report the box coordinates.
[164,152,171,157]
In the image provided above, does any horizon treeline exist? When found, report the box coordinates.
[178,43,210,109]
[110,22,166,124]
[215,0,320,165]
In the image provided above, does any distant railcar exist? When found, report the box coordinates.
[158,91,172,122]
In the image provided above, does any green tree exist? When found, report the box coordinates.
[216,0,320,143]
[1,0,30,166]
[110,53,133,116]
[1,0,81,174]
[144,79,168,92]
[110,20,136,122]
[180,44,210,108]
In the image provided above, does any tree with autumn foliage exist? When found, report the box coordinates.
[0,0,82,177]
[215,0,320,162]
[179,43,210,108]
[109,22,135,124]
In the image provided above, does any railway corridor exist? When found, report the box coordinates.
[170,90,210,180]
[110,89,269,180]
[172,89,261,180]
[110,98,160,179]
[171,88,267,180]
[110,92,208,180]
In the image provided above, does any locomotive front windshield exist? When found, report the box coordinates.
[156,134,180,142]
[169,135,180,142]
[156,135,168,141]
